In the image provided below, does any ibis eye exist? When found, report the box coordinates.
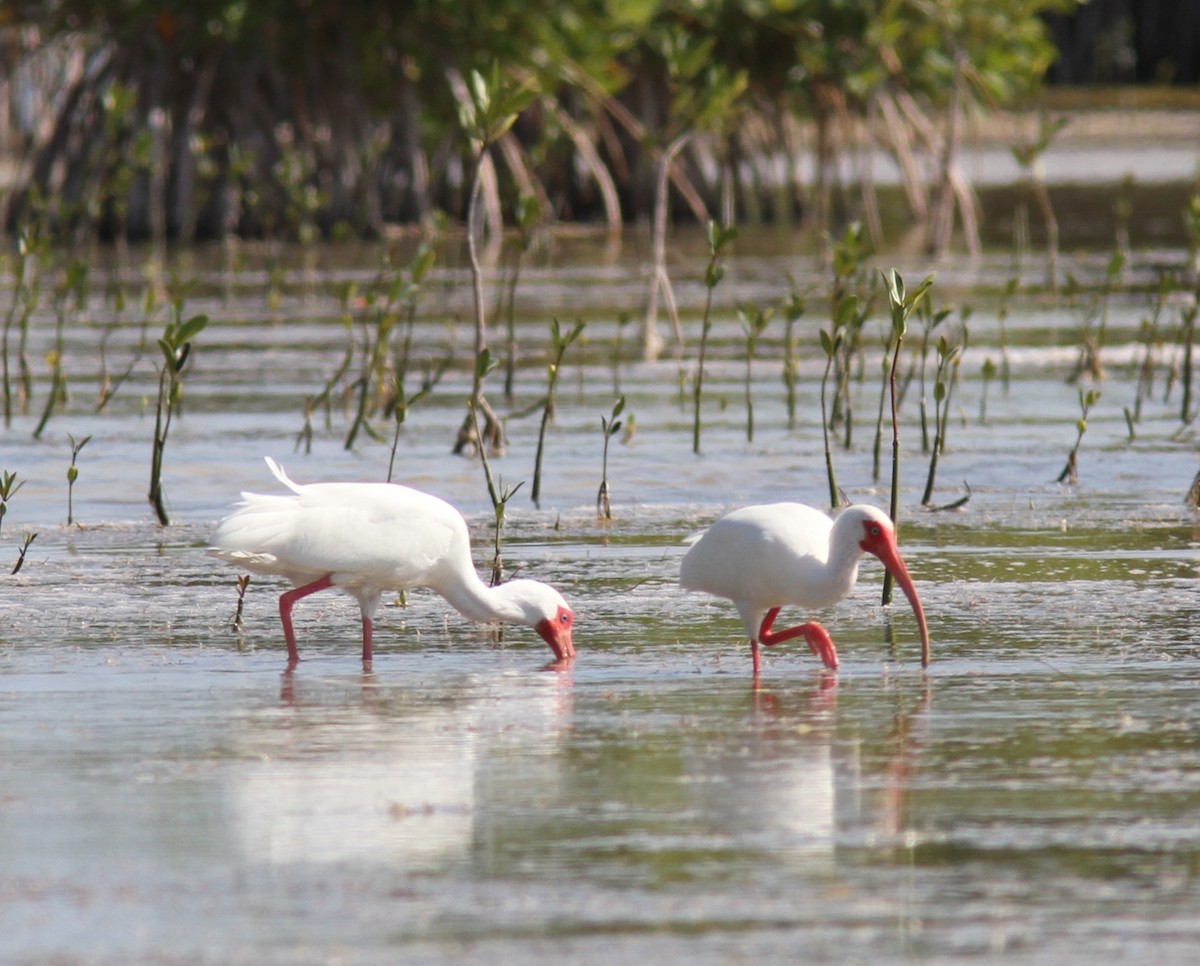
[869,524,881,537]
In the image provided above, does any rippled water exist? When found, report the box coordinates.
[4,201,1200,962]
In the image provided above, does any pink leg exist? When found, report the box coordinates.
[757,608,839,671]
[278,574,334,666]
[361,615,373,666]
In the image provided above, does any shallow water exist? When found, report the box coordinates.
[4,196,1200,962]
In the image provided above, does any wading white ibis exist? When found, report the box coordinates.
[680,503,929,676]
[208,458,575,667]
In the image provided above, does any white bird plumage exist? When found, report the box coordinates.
[680,502,929,677]
[208,458,575,666]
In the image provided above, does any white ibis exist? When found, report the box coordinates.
[208,458,575,667]
[680,503,929,676]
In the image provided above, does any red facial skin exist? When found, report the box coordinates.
[536,605,575,661]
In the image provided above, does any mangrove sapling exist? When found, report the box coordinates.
[503,196,540,401]
[0,469,25,539]
[1056,388,1101,485]
[882,269,933,605]
[640,44,746,361]
[453,65,537,457]
[693,221,738,455]
[997,278,1016,392]
[2,230,45,426]
[11,531,36,576]
[1010,113,1068,289]
[34,259,87,439]
[346,244,440,451]
[920,331,965,506]
[914,296,952,452]
[392,243,436,394]
[780,281,810,429]
[871,333,893,483]
[386,359,448,483]
[532,318,585,507]
[1065,263,1118,387]
[230,575,251,632]
[297,282,356,453]
[1126,274,1172,433]
[828,223,873,446]
[980,357,997,425]
[1185,191,1200,283]
[737,302,772,443]
[818,305,850,510]
[149,301,208,526]
[66,433,92,526]
[345,276,406,451]
[597,395,626,521]
[97,278,155,413]
[1180,297,1197,426]
[468,349,523,585]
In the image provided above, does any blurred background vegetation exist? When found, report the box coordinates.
[0,1,1194,251]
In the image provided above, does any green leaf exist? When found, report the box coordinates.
[174,313,208,346]
[411,245,436,284]
[834,295,858,329]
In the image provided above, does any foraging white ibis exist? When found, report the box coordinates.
[208,458,575,666]
[680,503,929,676]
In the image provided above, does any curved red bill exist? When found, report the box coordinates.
[863,528,931,667]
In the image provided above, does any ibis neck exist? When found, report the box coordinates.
[437,564,526,625]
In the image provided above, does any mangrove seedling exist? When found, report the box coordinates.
[346,244,437,452]
[1180,297,1196,426]
[980,357,997,425]
[66,432,92,526]
[34,259,88,440]
[532,318,585,508]
[392,242,437,394]
[11,531,36,576]
[780,280,809,429]
[819,305,850,510]
[693,220,738,455]
[503,196,540,400]
[920,330,966,506]
[97,276,155,413]
[0,469,25,539]
[737,302,772,443]
[149,299,208,525]
[1010,112,1068,289]
[297,280,355,454]
[2,229,45,427]
[453,63,538,457]
[1057,388,1101,485]
[230,574,251,632]
[882,269,933,605]
[467,348,524,584]
[914,295,952,452]
[597,395,626,521]
[386,359,448,483]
